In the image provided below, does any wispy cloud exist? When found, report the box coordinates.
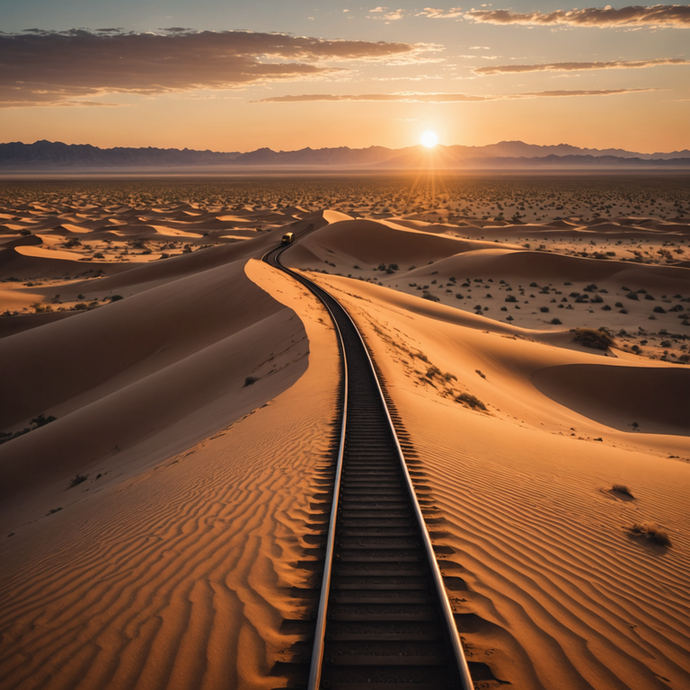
[417,7,464,19]
[0,29,424,107]
[475,57,690,74]
[258,88,657,103]
[368,7,406,20]
[466,5,690,28]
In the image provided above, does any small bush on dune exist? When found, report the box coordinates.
[456,392,487,411]
[244,376,259,387]
[630,522,671,547]
[571,327,615,350]
[69,474,88,488]
[611,484,634,498]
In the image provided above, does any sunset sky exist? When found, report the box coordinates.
[1,1,689,153]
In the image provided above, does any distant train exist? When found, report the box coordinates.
[281,232,294,245]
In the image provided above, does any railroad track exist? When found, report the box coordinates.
[263,243,474,690]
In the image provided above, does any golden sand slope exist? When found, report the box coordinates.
[291,215,690,363]
[0,252,339,689]
[303,267,690,690]
[1,194,689,690]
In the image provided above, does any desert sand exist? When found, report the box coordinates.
[1,176,689,690]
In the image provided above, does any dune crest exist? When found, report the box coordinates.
[0,258,340,690]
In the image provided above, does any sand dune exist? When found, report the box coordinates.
[0,259,340,690]
[307,270,690,690]
[1,180,689,690]
[533,363,690,433]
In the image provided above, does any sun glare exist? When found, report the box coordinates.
[421,131,438,148]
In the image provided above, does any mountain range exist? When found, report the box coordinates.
[1,139,689,172]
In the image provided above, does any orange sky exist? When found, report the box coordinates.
[1,4,689,153]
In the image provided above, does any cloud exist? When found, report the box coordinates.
[475,57,690,74]
[417,7,464,19]
[258,88,656,103]
[466,5,690,28]
[0,29,424,107]
[518,88,658,97]
[259,92,491,102]
[368,7,406,20]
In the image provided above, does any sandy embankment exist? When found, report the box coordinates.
[279,213,690,690]
[0,244,340,689]
[1,193,689,690]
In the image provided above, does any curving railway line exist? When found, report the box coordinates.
[263,242,474,690]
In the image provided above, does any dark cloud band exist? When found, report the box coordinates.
[0,29,420,107]
[466,5,690,28]
[258,88,656,103]
[475,57,690,75]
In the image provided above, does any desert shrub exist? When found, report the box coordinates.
[631,523,671,547]
[422,291,440,302]
[243,376,259,387]
[550,318,562,325]
[69,474,88,488]
[571,327,615,350]
[456,392,487,411]
[540,307,550,313]
[653,306,666,314]
[31,414,56,428]
[611,484,634,498]
[110,295,124,302]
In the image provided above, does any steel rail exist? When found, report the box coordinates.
[334,303,475,690]
[262,243,473,690]
[262,244,348,690]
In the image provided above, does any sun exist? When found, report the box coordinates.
[421,130,438,148]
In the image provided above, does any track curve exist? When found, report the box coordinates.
[263,243,474,690]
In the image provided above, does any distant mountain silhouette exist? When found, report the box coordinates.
[1,139,689,172]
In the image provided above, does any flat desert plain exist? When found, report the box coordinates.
[0,175,689,690]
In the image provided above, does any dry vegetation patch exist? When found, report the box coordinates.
[629,522,672,547]
[571,327,615,351]
[611,484,635,498]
